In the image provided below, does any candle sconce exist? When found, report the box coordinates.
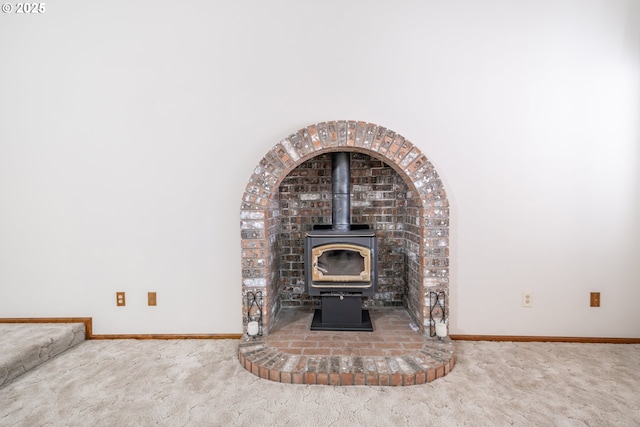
[245,290,263,338]
[428,290,446,339]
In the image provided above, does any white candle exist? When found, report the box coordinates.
[435,322,447,338]
[247,321,259,336]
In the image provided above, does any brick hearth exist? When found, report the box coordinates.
[238,307,456,386]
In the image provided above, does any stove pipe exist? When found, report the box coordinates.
[331,152,350,231]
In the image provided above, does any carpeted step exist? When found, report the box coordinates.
[0,323,86,388]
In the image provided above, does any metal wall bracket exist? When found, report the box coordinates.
[246,290,263,336]
[428,291,446,337]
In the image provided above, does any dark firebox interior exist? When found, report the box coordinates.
[277,152,420,321]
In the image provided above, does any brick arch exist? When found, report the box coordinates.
[240,121,449,335]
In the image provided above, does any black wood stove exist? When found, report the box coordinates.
[304,152,378,331]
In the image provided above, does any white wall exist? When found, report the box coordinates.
[1,0,638,336]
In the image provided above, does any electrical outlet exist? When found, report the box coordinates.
[522,292,533,307]
[148,292,157,306]
[590,292,600,307]
[116,292,126,307]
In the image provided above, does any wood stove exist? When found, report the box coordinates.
[304,152,378,331]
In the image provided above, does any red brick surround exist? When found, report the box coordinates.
[240,121,449,335]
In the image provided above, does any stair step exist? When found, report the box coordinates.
[0,323,86,388]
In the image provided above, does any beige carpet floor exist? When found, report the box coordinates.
[1,339,639,426]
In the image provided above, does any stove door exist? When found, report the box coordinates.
[311,243,371,283]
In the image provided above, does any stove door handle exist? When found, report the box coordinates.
[313,262,328,274]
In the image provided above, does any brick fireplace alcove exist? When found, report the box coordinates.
[240,121,449,337]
